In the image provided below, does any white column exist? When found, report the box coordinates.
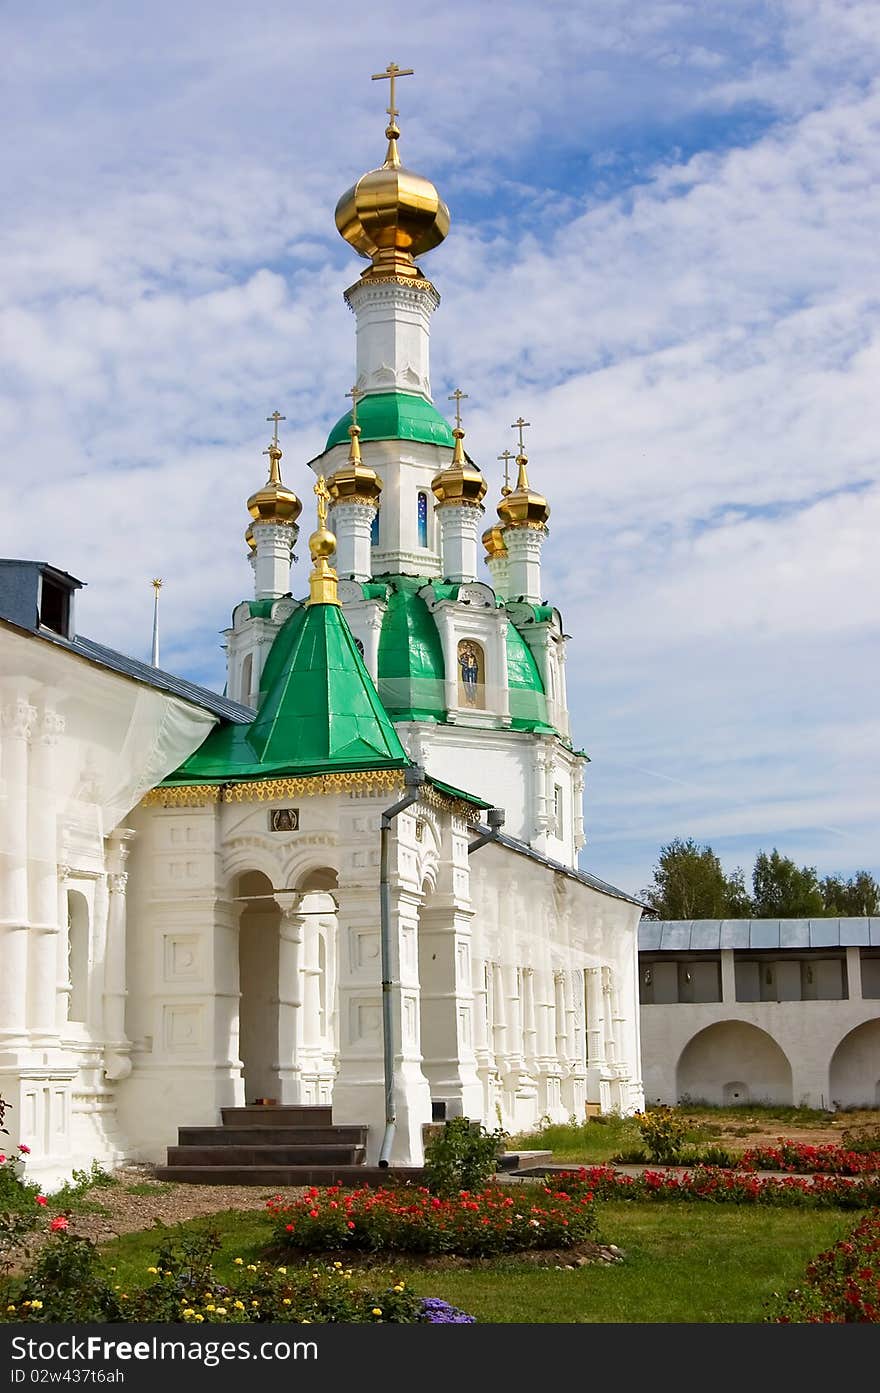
[56,864,72,1028]
[584,966,608,1107]
[486,553,509,601]
[0,696,36,1044]
[505,526,547,604]
[437,505,482,583]
[27,706,64,1042]
[103,868,132,1080]
[275,893,305,1104]
[418,898,483,1119]
[720,948,737,1003]
[572,765,586,853]
[346,276,439,399]
[250,522,294,601]
[845,946,862,1002]
[332,501,378,582]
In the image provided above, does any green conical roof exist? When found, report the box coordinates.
[325,391,455,452]
[164,603,408,785]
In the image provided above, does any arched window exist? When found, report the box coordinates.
[354,636,365,657]
[67,889,90,1024]
[370,510,380,546]
[241,653,253,706]
[457,639,485,708]
[417,492,428,548]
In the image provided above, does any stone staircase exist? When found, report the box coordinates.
[154,1105,423,1186]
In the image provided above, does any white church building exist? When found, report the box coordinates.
[0,73,645,1187]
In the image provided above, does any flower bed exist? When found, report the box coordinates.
[2,1228,474,1325]
[768,1209,880,1322]
[740,1141,880,1176]
[268,1182,598,1256]
[556,1166,880,1208]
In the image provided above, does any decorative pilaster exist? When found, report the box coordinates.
[27,706,65,1043]
[275,892,306,1104]
[0,697,36,1044]
[103,830,135,1081]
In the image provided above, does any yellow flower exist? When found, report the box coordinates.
[282,1298,291,1306]
[203,1293,212,1300]
[233,1301,245,1311]
[205,1304,216,1312]
[251,1300,259,1308]
[193,1314,204,1323]
[246,1264,258,1272]
[394,1284,405,1293]
[147,1266,158,1274]
[233,1258,244,1265]
[276,1266,287,1275]
[6,1305,16,1312]
[182,1309,195,1318]
[333,1261,342,1269]
[215,1307,227,1316]
[31,1301,43,1311]
[372,1308,382,1317]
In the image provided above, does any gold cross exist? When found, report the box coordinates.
[151,578,163,592]
[511,417,530,456]
[497,449,515,493]
[448,387,468,431]
[314,475,330,528]
[372,61,414,126]
[346,384,362,430]
[266,410,285,448]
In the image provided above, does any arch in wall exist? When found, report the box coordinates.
[235,869,281,1103]
[829,1020,880,1109]
[676,1020,793,1106]
[240,653,253,705]
[66,888,90,1024]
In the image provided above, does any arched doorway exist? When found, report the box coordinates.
[676,1021,793,1105]
[236,870,281,1103]
[830,1021,880,1108]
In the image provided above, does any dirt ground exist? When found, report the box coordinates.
[678,1107,880,1153]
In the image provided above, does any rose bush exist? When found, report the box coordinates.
[740,1141,880,1176]
[268,1181,599,1256]
[767,1209,880,1322]
[556,1165,880,1208]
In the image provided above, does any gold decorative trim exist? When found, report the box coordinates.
[142,785,222,807]
[420,784,483,825]
[143,769,406,808]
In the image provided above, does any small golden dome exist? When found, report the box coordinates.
[328,424,383,506]
[307,476,340,607]
[247,444,302,526]
[309,525,336,560]
[335,122,449,279]
[431,427,487,508]
[482,523,508,559]
[245,521,256,552]
[496,452,550,529]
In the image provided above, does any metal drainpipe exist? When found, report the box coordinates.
[378,764,426,1168]
[467,806,505,855]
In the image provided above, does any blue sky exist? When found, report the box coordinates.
[1,0,877,897]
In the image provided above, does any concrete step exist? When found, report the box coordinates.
[497,1150,554,1172]
[178,1125,368,1148]
[153,1164,428,1187]
[167,1144,366,1167]
[220,1106,333,1128]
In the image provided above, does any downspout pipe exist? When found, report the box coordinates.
[467,806,505,855]
[378,763,426,1168]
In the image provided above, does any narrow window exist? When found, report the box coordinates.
[554,783,564,838]
[241,653,254,706]
[371,510,380,546]
[67,890,90,1023]
[417,492,428,548]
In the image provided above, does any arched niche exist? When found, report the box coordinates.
[676,1020,793,1106]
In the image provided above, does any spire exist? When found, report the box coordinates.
[497,416,550,529]
[372,61,413,168]
[430,385,487,508]
[150,578,162,667]
[307,476,340,606]
[246,412,302,527]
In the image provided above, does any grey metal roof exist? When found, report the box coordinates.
[479,830,647,908]
[4,617,253,725]
[639,919,880,951]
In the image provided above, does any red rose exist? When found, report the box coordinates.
[18,1144,31,1155]
[50,1216,69,1232]
[35,1195,47,1206]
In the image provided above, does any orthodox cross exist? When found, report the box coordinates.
[266,410,285,448]
[151,577,163,594]
[346,384,362,430]
[511,417,530,457]
[314,475,330,528]
[448,387,468,431]
[497,449,515,493]
[372,62,414,127]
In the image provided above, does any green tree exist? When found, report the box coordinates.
[642,837,751,919]
[752,849,825,918]
[820,871,880,916]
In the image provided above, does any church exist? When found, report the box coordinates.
[0,68,645,1187]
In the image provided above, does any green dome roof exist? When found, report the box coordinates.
[506,621,554,733]
[326,391,455,452]
[376,577,447,722]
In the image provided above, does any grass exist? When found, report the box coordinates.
[96,1200,853,1324]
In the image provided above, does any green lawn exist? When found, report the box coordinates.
[97,1202,852,1324]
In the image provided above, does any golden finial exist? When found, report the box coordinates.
[307,476,339,606]
[497,449,515,496]
[497,416,550,529]
[346,384,363,464]
[448,387,469,465]
[151,577,163,594]
[248,411,301,525]
[327,386,382,507]
[372,61,414,165]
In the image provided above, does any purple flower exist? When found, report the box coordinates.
[421,1298,476,1324]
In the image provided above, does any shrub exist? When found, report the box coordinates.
[741,1140,880,1176]
[841,1125,880,1156]
[423,1117,507,1197]
[767,1209,880,1322]
[0,1146,42,1214]
[3,1227,472,1325]
[556,1165,880,1208]
[635,1106,689,1164]
[268,1181,599,1257]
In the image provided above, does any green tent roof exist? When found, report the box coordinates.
[325,391,455,452]
[164,602,408,784]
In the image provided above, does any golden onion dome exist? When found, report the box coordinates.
[482,522,508,559]
[335,120,449,279]
[328,423,383,506]
[431,426,487,508]
[496,452,550,529]
[247,444,302,526]
[245,521,256,552]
